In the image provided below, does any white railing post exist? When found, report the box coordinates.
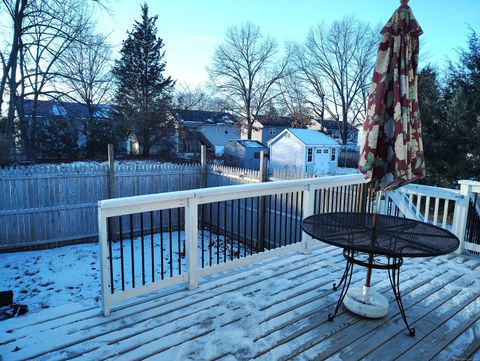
[452,180,474,254]
[185,198,199,290]
[98,208,111,316]
[301,185,315,254]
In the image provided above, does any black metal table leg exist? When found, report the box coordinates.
[333,250,353,290]
[388,257,416,337]
[328,250,354,322]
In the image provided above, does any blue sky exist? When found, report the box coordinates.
[101,0,480,86]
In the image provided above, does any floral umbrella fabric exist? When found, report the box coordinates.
[358,3,425,192]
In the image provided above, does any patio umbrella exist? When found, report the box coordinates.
[349,0,425,318]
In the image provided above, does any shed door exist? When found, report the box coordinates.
[314,148,330,173]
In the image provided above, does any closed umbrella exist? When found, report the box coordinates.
[347,0,425,318]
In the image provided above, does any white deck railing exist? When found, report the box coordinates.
[97,175,480,316]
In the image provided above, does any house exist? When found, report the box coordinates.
[173,109,239,157]
[268,128,341,175]
[241,116,292,145]
[308,119,359,145]
[22,99,130,155]
[224,139,268,170]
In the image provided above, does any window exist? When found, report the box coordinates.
[323,149,328,153]
[331,148,336,161]
[307,148,313,162]
[254,152,260,159]
[316,149,322,154]
[269,128,276,135]
[225,130,228,134]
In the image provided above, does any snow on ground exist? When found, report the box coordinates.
[0,230,245,314]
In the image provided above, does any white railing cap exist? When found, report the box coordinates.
[98,173,365,211]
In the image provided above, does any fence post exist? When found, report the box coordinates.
[452,180,474,254]
[301,185,315,254]
[98,207,111,316]
[256,151,268,251]
[107,144,115,199]
[200,145,207,188]
[185,197,199,289]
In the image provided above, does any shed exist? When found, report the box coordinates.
[268,128,341,175]
[224,140,268,170]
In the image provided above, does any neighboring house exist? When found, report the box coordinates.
[241,116,292,145]
[308,119,359,145]
[173,109,239,157]
[224,139,268,170]
[268,128,341,175]
[23,99,122,149]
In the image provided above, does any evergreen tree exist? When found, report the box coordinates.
[419,31,480,187]
[113,3,175,156]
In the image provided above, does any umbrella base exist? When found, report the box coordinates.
[344,286,388,318]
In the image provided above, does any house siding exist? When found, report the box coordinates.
[201,124,240,155]
[269,134,305,172]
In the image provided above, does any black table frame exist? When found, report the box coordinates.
[301,212,460,337]
[329,250,414,336]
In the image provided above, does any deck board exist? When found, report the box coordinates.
[1,243,479,361]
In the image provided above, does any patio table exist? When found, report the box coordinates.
[301,212,459,336]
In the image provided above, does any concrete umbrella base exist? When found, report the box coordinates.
[343,286,389,318]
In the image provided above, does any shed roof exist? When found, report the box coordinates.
[285,128,340,146]
[235,140,266,148]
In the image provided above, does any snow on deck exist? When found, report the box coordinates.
[1,243,480,360]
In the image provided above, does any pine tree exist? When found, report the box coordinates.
[113,3,175,156]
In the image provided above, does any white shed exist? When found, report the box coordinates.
[267,128,341,175]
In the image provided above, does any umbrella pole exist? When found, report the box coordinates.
[364,191,382,290]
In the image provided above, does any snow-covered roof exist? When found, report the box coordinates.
[235,140,266,148]
[269,128,340,146]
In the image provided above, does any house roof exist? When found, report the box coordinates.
[269,128,340,147]
[173,109,235,125]
[23,99,115,119]
[233,140,267,148]
[255,115,292,127]
[317,119,359,133]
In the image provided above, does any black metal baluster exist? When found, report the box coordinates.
[279,194,283,247]
[322,188,327,213]
[209,203,213,267]
[177,208,182,275]
[169,208,173,277]
[216,202,220,264]
[284,193,289,246]
[107,218,114,294]
[250,197,254,255]
[294,192,299,243]
[150,211,154,283]
[244,197,247,257]
[159,210,164,280]
[267,195,272,250]
[230,199,234,260]
[119,216,125,291]
[201,204,205,268]
[256,196,260,253]
[140,213,145,286]
[129,214,135,288]
[289,192,294,245]
[224,200,227,262]
[237,198,241,259]
[273,194,278,249]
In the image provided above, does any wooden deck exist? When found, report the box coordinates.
[1,243,480,361]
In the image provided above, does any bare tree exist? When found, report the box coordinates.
[278,71,314,128]
[57,32,114,118]
[173,83,209,111]
[296,17,378,144]
[208,22,290,139]
[0,0,104,161]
